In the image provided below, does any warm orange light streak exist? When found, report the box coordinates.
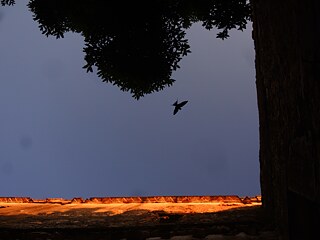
[0,196,261,216]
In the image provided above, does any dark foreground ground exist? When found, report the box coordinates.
[0,196,278,240]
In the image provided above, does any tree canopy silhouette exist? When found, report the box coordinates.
[4,0,251,99]
[1,0,15,6]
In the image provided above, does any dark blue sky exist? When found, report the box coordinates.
[0,1,259,199]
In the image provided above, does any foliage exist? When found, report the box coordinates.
[1,0,15,6]
[20,1,251,99]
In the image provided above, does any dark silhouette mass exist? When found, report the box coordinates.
[0,0,15,6]
[23,0,251,99]
[250,0,320,238]
[173,100,188,115]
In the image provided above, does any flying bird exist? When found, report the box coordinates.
[172,99,188,115]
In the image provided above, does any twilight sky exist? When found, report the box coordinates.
[0,1,259,199]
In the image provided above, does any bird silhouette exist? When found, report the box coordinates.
[172,99,188,115]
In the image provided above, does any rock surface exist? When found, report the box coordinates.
[0,196,277,240]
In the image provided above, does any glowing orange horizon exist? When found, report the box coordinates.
[0,195,261,216]
[0,195,261,204]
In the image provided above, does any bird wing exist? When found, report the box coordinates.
[172,100,178,106]
[178,101,188,107]
[173,107,179,115]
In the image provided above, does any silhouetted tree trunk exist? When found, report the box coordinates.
[251,0,320,239]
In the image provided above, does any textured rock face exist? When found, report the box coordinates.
[0,196,276,240]
[0,196,261,205]
[84,196,258,204]
[0,197,32,203]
